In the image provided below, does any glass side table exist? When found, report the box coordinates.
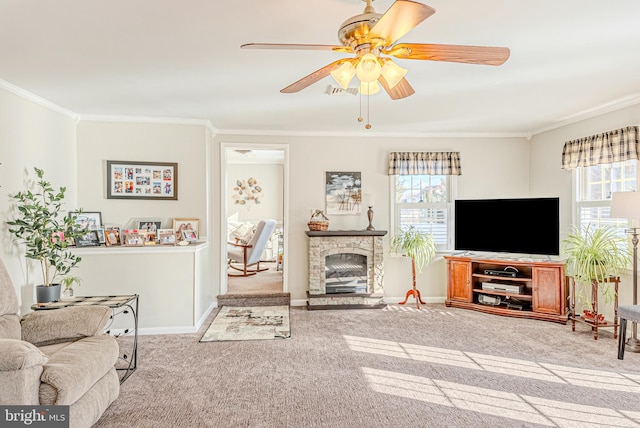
[32,294,139,383]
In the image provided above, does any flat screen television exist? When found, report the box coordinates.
[454,197,560,256]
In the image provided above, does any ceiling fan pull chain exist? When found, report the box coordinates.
[358,89,364,123]
[366,88,372,129]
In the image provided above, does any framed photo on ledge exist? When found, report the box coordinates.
[107,160,178,200]
[173,218,199,241]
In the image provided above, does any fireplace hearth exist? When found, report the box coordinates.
[306,230,386,309]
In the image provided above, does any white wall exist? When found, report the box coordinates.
[530,103,640,313]
[76,121,208,236]
[0,85,78,313]
[227,163,283,223]
[214,134,531,303]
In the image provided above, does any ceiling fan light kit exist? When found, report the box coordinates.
[242,0,510,129]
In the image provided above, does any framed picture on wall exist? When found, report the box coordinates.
[325,171,362,215]
[106,160,178,200]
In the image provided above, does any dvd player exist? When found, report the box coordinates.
[482,282,525,294]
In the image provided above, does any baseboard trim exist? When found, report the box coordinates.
[195,301,218,331]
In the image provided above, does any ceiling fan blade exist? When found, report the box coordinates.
[366,0,435,46]
[378,75,415,100]
[281,59,349,93]
[386,43,510,65]
[241,43,352,53]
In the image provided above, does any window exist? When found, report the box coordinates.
[392,174,453,250]
[575,160,637,229]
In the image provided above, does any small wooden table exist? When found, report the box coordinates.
[32,295,139,383]
[568,277,618,340]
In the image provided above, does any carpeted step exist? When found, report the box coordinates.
[217,292,290,307]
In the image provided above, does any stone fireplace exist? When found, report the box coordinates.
[306,230,386,309]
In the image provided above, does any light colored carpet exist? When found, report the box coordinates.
[96,304,640,427]
[200,305,290,342]
[226,262,283,295]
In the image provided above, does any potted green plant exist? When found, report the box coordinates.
[562,224,632,307]
[391,226,437,309]
[60,275,82,300]
[7,167,85,303]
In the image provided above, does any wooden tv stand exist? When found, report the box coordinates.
[445,255,567,324]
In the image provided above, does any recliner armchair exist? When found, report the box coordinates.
[227,219,277,276]
[0,258,119,428]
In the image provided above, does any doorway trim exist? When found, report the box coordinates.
[219,142,289,295]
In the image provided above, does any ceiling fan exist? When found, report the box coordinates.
[241,0,510,127]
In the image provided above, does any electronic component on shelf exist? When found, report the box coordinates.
[483,266,520,278]
[481,282,525,294]
[478,294,501,306]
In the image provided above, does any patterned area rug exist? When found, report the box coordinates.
[200,305,290,342]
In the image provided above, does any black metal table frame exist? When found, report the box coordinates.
[32,294,139,383]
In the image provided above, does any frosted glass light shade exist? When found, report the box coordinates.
[356,53,382,83]
[358,80,381,95]
[381,60,408,89]
[330,62,356,90]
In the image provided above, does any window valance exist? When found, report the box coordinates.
[561,126,640,169]
[388,151,462,175]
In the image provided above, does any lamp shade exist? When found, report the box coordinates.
[330,61,356,90]
[610,192,640,219]
[380,60,408,89]
[356,53,382,83]
[358,80,381,95]
[363,193,376,207]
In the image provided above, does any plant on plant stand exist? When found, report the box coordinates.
[562,223,632,320]
[391,226,437,310]
[7,167,85,303]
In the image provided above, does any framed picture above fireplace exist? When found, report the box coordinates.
[325,171,362,215]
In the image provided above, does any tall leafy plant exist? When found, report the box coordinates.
[562,224,631,303]
[7,167,84,286]
[391,226,437,309]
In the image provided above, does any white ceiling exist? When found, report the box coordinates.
[1,0,639,136]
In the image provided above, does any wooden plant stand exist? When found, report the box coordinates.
[398,257,425,309]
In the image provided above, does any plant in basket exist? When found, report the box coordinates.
[308,209,329,231]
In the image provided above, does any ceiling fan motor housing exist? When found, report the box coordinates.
[338,12,382,52]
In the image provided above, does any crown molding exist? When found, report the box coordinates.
[530,94,640,136]
[0,78,78,120]
[214,128,529,139]
[77,114,212,126]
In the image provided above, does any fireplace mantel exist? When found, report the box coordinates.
[306,230,387,237]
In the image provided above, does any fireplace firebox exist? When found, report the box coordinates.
[325,253,367,294]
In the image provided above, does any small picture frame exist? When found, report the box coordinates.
[95,228,106,244]
[182,229,198,242]
[69,211,103,231]
[173,218,199,241]
[138,221,162,234]
[75,230,101,247]
[105,226,121,246]
[123,229,144,247]
[158,229,176,246]
[144,230,156,245]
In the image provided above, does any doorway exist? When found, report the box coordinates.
[220,144,288,296]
